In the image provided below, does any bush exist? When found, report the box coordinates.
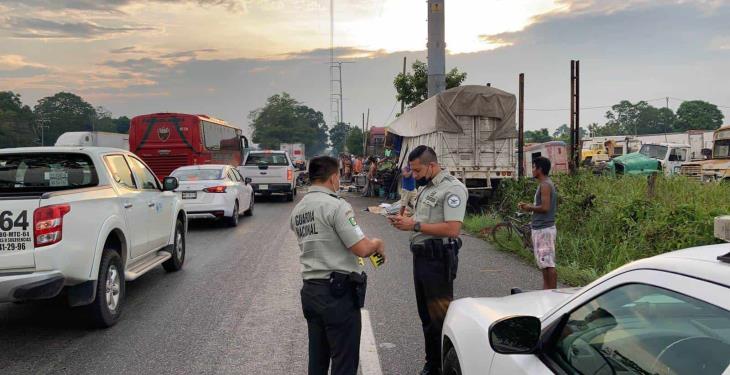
[467,173,729,286]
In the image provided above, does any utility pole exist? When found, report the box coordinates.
[427,0,446,98]
[401,56,407,114]
[569,60,581,173]
[328,61,354,125]
[518,73,525,178]
[362,112,366,155]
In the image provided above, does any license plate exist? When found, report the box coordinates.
[259,184,268,190]
[182,191,197,200]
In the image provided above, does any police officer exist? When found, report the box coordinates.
[291,156,386,375]
[390,146,467,375]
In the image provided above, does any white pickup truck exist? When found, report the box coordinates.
[239,150,298,201]
[0,147,186,327]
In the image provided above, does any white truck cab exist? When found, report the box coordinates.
[0,147,186,327]
[639,142,690,176]
[238,150,297,201]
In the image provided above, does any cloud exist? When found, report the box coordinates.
[160,49,219,59]
[110,46,149,54]
[0,55,49,77]
[0,0,245,13]
[281,47,392,61]
[2,17,156,39]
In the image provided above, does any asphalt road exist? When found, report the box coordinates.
[0,190,546,375]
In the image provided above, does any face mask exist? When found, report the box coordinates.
[416,165,432,187]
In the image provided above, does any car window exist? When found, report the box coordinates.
[171,168,222,181]
[0,153,98,193]
[104,155,136,190]
[245,153,289,166]
[549,283,730,375]
[233,169,244,182]
[226,169,237,182]
[127,156,159,190]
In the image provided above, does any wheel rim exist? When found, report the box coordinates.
[175,228,184,259]
[105,264,120,311]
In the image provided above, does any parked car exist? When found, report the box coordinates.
[442,244,730,374]
[0,147,186,327]
[238,150,297,201]
[170,164,253,226]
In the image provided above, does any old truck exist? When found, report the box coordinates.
[681,125,730,182]
[606,143,690,177]
[386,85,517,199]
[581,137,641,166]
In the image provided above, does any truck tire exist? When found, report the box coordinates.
[286,192,294,202]
[163,219,185,272]
[225,202,239,227]
[88,249,125,328]
[244,194,254,216]
[443,347,462,375]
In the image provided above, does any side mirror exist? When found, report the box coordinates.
[162,176,179,192]
[244,177,252,185]
[489,316,541,355]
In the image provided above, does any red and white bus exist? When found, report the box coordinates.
[129,113,249,179]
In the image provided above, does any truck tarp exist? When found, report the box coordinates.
[386,85,517,140]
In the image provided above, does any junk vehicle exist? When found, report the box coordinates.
[606,143,690,177]
[0,147,186,327]
[524,141,568,174]
[279,143,305,164]
[681,125,730,182]
[386,85,517,199]
[581,137,641,165]
[55,131,129,150]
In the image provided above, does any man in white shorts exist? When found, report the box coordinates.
[518,156,558,289]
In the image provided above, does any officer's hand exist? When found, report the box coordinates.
[391,215,415,231]
[372,238,386,262]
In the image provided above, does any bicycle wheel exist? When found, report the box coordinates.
[491,223,522,252]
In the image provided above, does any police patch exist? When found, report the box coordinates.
[348,217,357,226]
[447,194,461,208]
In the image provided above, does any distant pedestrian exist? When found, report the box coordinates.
[362,156,378,197]
[291,156,386,375]
[353,156,363,175]
[518,156,558,289]
[399,164,417,216]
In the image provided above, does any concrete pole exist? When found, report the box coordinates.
[518,73,525,178]
[427,0,446,98]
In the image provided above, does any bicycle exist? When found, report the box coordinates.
[490,212,533,252]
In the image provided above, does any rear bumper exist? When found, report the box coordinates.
[182,194,232,219]
[252,183,292,194]
[0,270,65,302]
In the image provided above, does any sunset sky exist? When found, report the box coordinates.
[1,0,728,135]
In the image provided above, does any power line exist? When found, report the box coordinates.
[524,97,676,112]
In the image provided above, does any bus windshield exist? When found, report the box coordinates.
[713,139,730,159]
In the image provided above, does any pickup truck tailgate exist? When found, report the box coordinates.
[240,165,289,184]
[0,199,39,270]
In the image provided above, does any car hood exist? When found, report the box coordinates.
[455,288,578,320]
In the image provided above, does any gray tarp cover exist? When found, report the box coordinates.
[386,85,517,140]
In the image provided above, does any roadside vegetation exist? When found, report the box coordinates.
[464,173,730,286]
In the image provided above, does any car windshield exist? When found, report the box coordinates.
[0,153,98,193]
[171,168,223,181]
[713,139,730,158]
[639,144,668,160]
[245,153,289,166]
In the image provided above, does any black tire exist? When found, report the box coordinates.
[163,219,185,272]
[443,347,462,375]
[88,249,124,328]
[491,223,521,252]
[244,194,254,216]
[286,192,294,202]
[225,202,239,227]
[293,187,297,196]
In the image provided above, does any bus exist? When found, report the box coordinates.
[129,113,249,179]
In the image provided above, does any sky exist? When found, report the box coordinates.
[0,0,729,137]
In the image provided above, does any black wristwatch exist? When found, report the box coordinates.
[413,222,421,232]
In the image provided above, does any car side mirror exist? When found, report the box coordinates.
[162,176,179,191]
[244,177,252,185]
[489,316,541,355]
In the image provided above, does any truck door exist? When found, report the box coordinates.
[104,155,150,258]
[126,156,172,252]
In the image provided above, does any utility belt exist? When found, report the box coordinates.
[305,271,368,308]
[410,238,462,259]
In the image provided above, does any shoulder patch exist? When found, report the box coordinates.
[446,193,462,208]
[348,217,357,226]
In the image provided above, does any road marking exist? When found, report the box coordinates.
[360,309,383,375]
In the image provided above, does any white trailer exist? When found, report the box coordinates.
[55,131,129,150]
[634,130,713,161]
[279,143,305,163]
[387,85,517,198]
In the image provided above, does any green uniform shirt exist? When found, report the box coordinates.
[290,185,365,280]
[411,170,468,244]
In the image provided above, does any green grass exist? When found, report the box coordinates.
[464,173,730,286]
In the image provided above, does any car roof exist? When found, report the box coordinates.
[173,164,229,171]
[619,244,730,287]
[0,146,129,155]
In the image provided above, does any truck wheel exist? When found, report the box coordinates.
[293,187,297,196]
[244,194,254,216]
[286,191,294,202]
[443,347,462,375]
[88,249,124,328]
[163,219,185,272]
[225,202,239,227]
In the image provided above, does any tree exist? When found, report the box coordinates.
[524,128,552,143]
[591,100,678,136]
[33,92,97,146]
[0,91,35,148]
[249,92,328,157]
[346,127,365,156]
[552,124,587,142]
[329,122,350,155]
[394,60,468,109]
[676,100,724,131]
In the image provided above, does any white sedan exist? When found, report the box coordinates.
[442,244,730,375]
[170,165,253,226]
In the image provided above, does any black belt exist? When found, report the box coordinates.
[410,238,461,258]
[303,279,330,287]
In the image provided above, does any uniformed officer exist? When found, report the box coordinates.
[390,145,467,375]
[291,155,386,375]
